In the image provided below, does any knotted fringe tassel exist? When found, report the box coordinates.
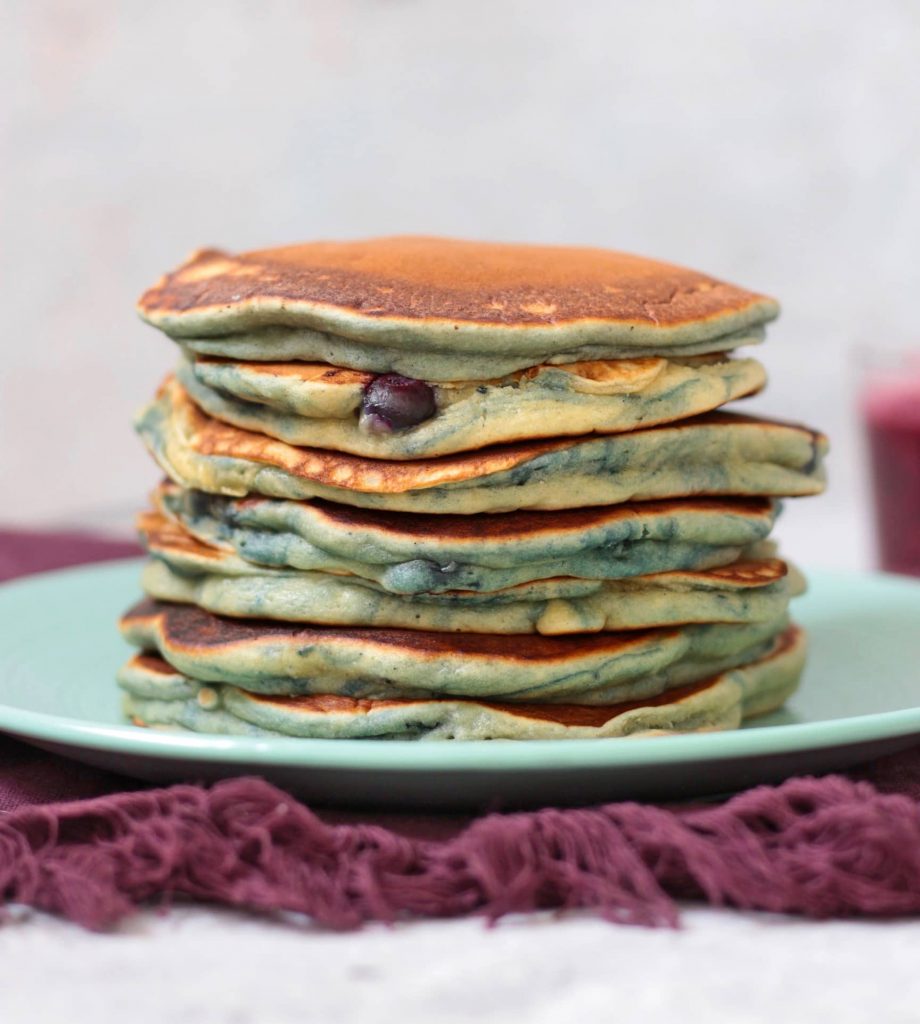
[2,774,920,930]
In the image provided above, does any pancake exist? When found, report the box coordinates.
[137,237,779,381]
[119,598,790,704]
[154,483,781,593]
[139,377,827,514]
[139,510,804,634]
[176,353,767,458]
[117,626,805,739]
[126,236,821,744]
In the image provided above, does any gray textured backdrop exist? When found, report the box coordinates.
[3,0,918,567]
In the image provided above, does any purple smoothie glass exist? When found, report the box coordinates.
[861,350,920,577]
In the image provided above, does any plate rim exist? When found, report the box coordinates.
[1,558,920,774]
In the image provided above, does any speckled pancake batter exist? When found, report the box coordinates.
[118,626,805,740]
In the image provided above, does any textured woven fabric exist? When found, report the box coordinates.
[1,528,919,929]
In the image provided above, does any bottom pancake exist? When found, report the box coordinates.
[120,598,790,704]
[118,626,805,740]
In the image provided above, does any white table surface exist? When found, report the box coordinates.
[5,505,915,1024]
[2,904,919,1024]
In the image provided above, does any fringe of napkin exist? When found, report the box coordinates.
[3,773,920,930]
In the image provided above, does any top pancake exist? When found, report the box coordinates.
[137,237,779,380]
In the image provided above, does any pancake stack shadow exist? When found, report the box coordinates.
[119,237,827,740]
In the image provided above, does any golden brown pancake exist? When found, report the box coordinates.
[117,625,806,739]
[138,506,802,634]
[140,505,790,589]
[138,377,827,514]
[118,597,791,703]
[138,236,778,332]
[136,238,779,381]
[176,351,768,459]
[169,376,824,494]
[123,235,818,740]
[151,481,782,595]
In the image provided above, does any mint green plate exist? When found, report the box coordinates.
[1,560,919,810]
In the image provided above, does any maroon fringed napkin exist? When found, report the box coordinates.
[2,529,920,930]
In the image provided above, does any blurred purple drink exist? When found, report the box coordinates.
[862,355,920,576]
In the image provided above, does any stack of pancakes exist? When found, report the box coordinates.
[119,237,827,740]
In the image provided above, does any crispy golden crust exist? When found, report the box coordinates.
[168,377,565,491]
[195,357,374,387]
[136,509,222,559]
[691,559,787,586]
[162,377,823,495]
[250,676,721,726]
[138,236,777,331]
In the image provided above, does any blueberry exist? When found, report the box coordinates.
[360,374,436,433]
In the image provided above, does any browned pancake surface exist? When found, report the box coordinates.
[252,677,721,727]
[156,480,777,543]
[163,378,824,494]
[196,357,374,386]
[138,236,776,329]
[128,651,718,727]
[122,599,678,663]
[137,510,222,559]
[140,509,788,596]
